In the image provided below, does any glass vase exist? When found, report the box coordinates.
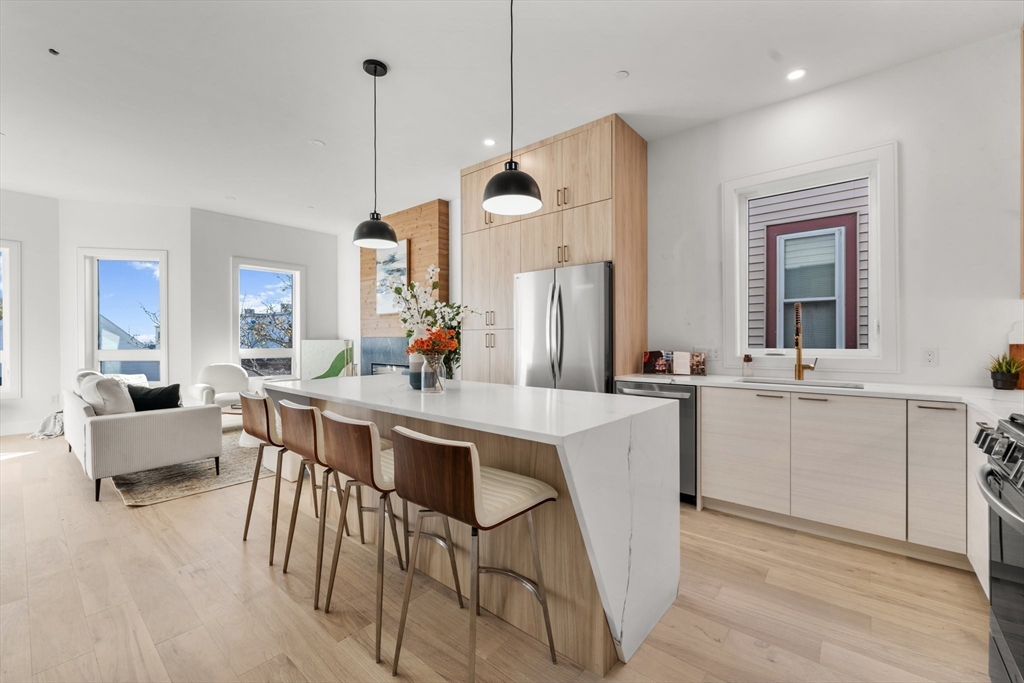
[421,354,445,394]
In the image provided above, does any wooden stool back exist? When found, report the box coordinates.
[278,400,327,467]
[239,392,282,447]
[321,412,382,490]
[391,426,481,528]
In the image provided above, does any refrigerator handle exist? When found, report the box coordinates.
[554,282,564,380]
[545,281,556,383]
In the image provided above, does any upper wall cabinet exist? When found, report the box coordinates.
[519,122,613,218]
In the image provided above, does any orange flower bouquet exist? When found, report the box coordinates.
[406,328,458,393]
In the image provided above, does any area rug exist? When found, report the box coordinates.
[111,425,274,506]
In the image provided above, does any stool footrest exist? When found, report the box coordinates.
[478,566,542,604]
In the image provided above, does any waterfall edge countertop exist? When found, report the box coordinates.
[264,373,681,666]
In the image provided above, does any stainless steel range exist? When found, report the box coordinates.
[975,414,1024,683]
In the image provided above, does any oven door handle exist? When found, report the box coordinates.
[977,464,1024,534]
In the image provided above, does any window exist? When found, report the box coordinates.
[722,143,899,373]
[0,240,22,399]
[81,249,168,383]
[232,258,302,378]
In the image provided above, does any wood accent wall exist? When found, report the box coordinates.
[360,199,449,337]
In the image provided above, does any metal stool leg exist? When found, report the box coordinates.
[374,493,387,662]
[355,484,365,543]
[309,464,319,519]
[392,513,427,676]
[269,448,284,565]
[527,510,557,663]
[323,481,352,614]
[402,498,411,565]
[468,527,479,683]
[332,471,351,537]
[314,467,332,610]
[442,516,465,609]
[282,460,308,573]
[385,494,405,571]
[242,443,265,541]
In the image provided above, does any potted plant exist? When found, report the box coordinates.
[988,353,1024,390]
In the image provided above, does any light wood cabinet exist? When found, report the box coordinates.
[462,223,520,331]
[462,230,490,331]
[462,160,520,234]
[790,394,907,540]
[520,213,561,273]
[966,406,991,596]
[519,143,561,218]
[460,329,514,385]
[701,387,791,515]
[562,123,612,208]
[562,200,613,266]
[907,401,966,553]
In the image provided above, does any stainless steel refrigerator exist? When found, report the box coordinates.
[513,261,613,393]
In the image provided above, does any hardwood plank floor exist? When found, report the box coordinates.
[0,432,990,682]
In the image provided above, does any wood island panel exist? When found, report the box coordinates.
[310,398,620,676]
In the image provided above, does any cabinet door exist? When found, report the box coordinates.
[791,394,907,540]
[461,166,494,234]
[562,122,612,208]
[460,330,490,382]
[488,222,521,329]
[701,387,791,515]
[462,229,490,330]
[562,199,613,266]
[907,401,966,553]
[489,330,515,385]
[519,142,561,217]
[966,407,990,597]
[520,212,561,273]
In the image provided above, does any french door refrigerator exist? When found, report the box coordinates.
[513,261,612,393]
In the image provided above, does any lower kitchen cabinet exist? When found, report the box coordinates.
[460,329,514,385]
[701,387,791,515]
[907,400,966,553]
[966,406,991,597]
[790,393,907,540]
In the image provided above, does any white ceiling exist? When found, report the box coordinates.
[0,1,1019,235]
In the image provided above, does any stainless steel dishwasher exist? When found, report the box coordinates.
[615,380,696,504]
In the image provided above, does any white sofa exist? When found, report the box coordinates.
[189,363,250,409]
[64,383,223,501]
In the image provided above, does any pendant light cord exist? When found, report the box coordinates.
[509,0,514,163]
[373,71,378,214]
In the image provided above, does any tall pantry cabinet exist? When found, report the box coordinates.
[459,115,648,384]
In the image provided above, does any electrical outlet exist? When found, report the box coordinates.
[694,347,720,361]
[923,348,939,367]
[51,394,61,404]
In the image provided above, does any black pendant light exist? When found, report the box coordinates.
[482,0,542,216]
[353,59,399,249]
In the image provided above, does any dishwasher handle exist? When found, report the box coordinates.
[618,387,692,400]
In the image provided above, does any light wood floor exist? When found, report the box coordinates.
[0,432,990,683]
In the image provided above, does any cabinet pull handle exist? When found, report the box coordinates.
[798,396,829,402]
[556,189,562,207]
[557,246,562,263]
[917,405,958,411]
[976,421,992,428]
[755,393,785,399]
[563,186,569,205]
[563,244,570,262]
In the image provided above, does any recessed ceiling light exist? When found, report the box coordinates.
[48,48,59,56]
[225,196,236,201]
[787,68,807,81]
[483,139,496,146]
[309,139,326,147]
[615,70,630,80]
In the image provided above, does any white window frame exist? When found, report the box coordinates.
[0,240,22,399]
[79,248,169,385]
[722,142,900,373]
[231,257,304,380]
[775,227,845,349]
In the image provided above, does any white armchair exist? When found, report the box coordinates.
[189,363,250,409]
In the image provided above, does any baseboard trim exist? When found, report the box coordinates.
[0,421,42,437]
[702,498,972,571]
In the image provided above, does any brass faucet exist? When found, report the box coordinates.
[794,302,818,380]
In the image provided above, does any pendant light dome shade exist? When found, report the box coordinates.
[482,160,542,215]
[353,212,398,249]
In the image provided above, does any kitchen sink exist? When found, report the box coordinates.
[735,377,865,390]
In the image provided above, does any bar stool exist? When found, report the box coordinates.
[319,413,435,663]
[278,400,344,609]
[239,392,287,565]
[390,426,558,682]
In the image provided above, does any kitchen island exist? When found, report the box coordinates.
[264,373,679,676]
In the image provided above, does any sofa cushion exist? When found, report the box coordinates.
[79,375,136,416]
[127,384,181,412]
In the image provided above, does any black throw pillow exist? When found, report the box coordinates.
[127,384,182,412]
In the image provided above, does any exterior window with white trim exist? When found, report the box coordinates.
[82,249,168,384]
[0,240,22,399]
[233,259,302,378]
[776,227,845,349]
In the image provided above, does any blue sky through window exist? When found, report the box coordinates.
[97,260,160,349]
[239,268,293,350]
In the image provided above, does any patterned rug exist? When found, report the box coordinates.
[110,425,274,506]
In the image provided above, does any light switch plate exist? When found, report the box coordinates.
[694,347,720,361]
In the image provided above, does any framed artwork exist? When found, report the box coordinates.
[375,239,408,314]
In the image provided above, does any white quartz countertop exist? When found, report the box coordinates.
[265,374,674,445]
[615,373,1023,423]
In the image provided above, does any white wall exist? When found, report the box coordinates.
[648,30,1022,387]
[58,200,193,391]
[0,190,61,435]
[190,209,338,381]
